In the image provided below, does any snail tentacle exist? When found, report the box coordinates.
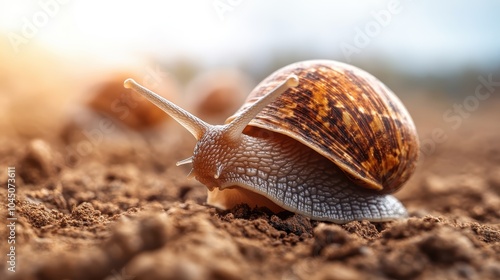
[176,156,194,166]
[124,78,210,139]
[224,75,298,141]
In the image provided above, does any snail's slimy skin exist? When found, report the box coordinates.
[194,128,407,223]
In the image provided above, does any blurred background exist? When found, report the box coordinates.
[0,0,499,144]
[2,3,500,278]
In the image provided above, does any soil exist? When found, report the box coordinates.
[1,94,499,280]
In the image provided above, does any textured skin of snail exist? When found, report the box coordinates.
[124,60,419,223]
[197,128,408,222]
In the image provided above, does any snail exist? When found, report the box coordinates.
[124,60,419,223]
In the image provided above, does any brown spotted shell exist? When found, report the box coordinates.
[226,60,419,193]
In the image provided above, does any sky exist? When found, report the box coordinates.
[1,0,499,75]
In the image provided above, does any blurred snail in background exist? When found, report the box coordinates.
[86,72,180,131]
[124,60,419,223]
[185,69,252,124]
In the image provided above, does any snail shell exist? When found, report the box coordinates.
[227,60,419,194]
[124,60,419,223]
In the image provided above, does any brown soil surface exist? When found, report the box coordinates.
[1,96,499,280]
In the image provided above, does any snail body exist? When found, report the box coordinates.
[124,60,419,223]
